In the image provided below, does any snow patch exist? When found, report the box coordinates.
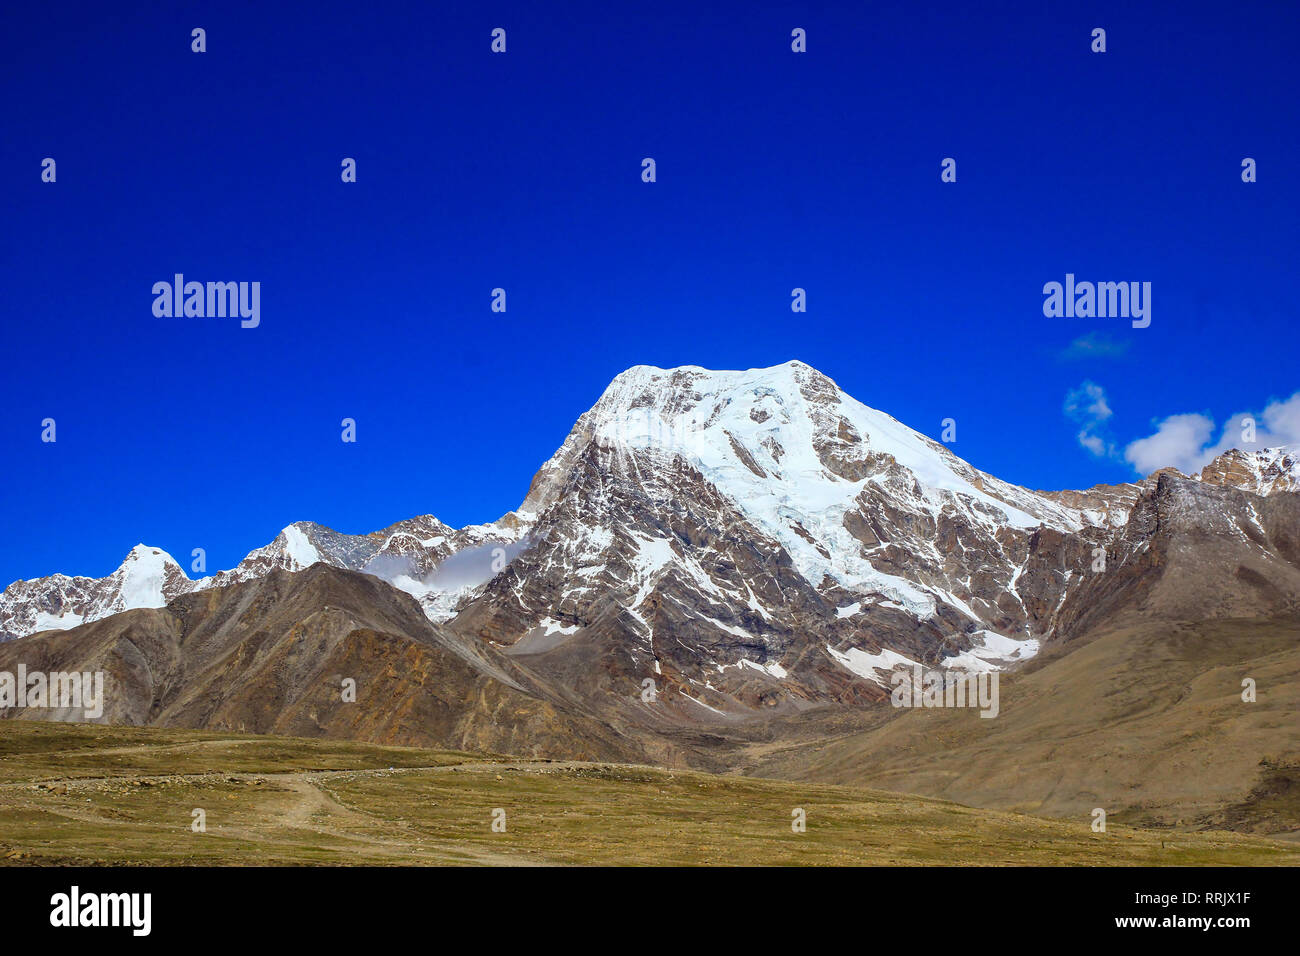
[826,644,921,686]
[539,617,579,637]
[940,630,1040,672]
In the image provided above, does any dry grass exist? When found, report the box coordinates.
[0,721,1294,866]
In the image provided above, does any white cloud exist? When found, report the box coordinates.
[1123,391,1300,476]
[1262,392,1300,441]
[1123,413,1215,474]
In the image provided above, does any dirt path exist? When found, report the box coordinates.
[1,756,613,865]
[0,757,610,792]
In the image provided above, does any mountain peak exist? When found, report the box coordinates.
[110,544,184,613]
[119,544,182,574]
[278,522,326,569]
[513,360,1100,634]
[603,360,832,394]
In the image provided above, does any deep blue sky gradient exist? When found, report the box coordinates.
[2,0,1297,583]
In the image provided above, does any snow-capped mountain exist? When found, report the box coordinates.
[0,515,531,642]
[0,545,190,638]
[457,361,1295,715]
[3,361,1297,720]
[454,361,1111,714]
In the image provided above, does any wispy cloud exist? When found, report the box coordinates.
[1064,381,1115,458]
[1058,331,1130,361]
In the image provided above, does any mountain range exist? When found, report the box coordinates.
[3,361,1298,829]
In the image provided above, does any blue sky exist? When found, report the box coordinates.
[2,0,1297,584]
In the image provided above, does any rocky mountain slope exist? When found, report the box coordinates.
[0,564,648,762]
[749,614,1300,833]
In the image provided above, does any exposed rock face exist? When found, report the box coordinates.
[1036,481,1145,527]
[2,361,1297,730]
[1199,447,1300,496]
[1054,472,1300,639]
